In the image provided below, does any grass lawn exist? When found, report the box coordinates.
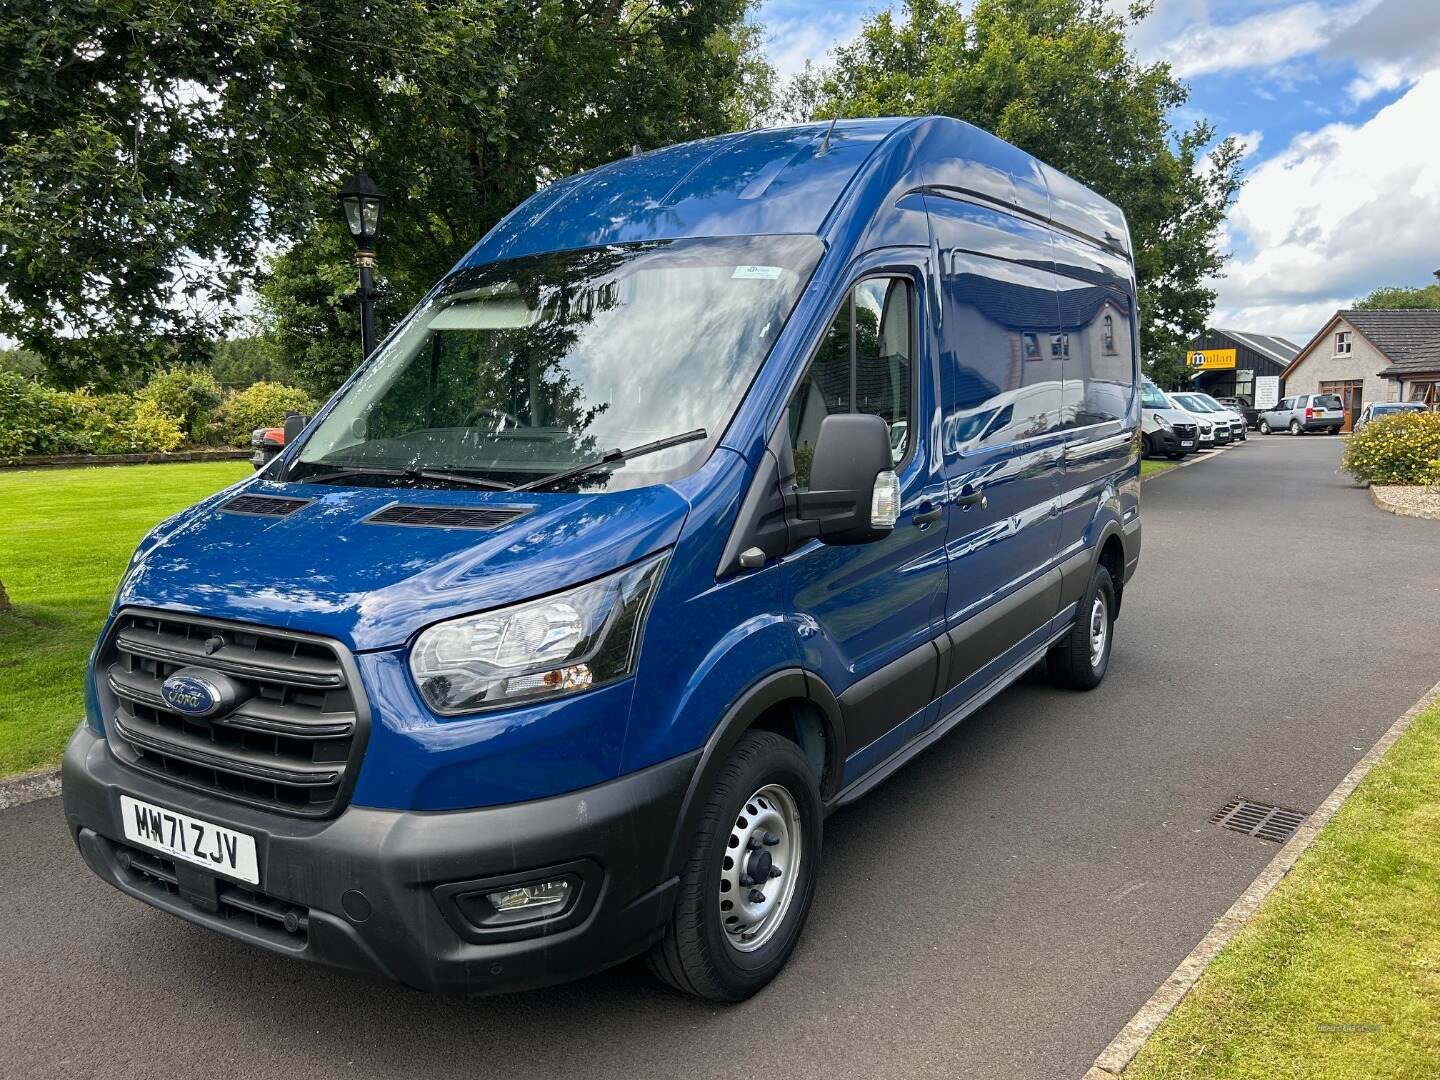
[1126,700,1440,1079]
[0,461,251,776]
[1141,458,1180,478]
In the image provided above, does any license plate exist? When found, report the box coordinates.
[1180,440,1194,448]
[119,794,259,884]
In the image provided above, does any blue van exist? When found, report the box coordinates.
[62,116,1142,1001]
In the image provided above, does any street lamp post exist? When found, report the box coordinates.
[336,169,386,358]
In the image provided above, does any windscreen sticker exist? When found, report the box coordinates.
[732,265,784,280]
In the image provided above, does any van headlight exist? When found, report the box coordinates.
[410,553,668,715]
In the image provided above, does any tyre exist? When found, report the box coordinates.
[1289,419,1302,435]
[1140,433,1153,460]
[1259,420,1271,434]
[1046,564,1115,691]
[647,731,822,1001]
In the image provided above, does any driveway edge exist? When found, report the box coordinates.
[1083,676,1440,1078]
[0,766,61,810]
[1370,485,1440,520]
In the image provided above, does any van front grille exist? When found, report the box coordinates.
[99,610,367,818]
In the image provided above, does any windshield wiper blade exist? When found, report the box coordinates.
[412,469,515,491]
[513,428,708,493]
[298,464,514,490]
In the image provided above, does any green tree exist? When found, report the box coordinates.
[0,1,772,389]
[1353,282,1440,309]
[781,0,1242,358]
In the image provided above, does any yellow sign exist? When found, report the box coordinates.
[1189,348,1237,371]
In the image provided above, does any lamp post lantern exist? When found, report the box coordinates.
[337,169,386,358]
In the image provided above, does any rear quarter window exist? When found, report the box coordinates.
[1315,395,1342,409]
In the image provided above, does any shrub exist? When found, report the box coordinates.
[138,366,223,442]
[217,382,316,446]
[0,373,73,456]
[0,374,186,457]
[122,400,186,453]
[1342,410,1440,485]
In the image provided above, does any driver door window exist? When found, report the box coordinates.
[787,278,915,486]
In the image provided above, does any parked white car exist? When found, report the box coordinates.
[1171,392,1247,442]
[1165,391,1223,447]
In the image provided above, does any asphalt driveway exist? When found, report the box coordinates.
[5,435,1440,1080]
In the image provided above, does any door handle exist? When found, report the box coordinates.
[955,490,987,510]
[913,503,944,527]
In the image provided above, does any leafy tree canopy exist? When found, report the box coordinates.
[1,0,772,390]
[1352,282,1440,310]
[782,0,1242,358]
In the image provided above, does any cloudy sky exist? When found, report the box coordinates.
[757,0,1440,344]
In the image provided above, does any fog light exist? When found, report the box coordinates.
[484,879,572,924]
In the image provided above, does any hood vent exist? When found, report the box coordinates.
[219,494,313,517]
[366,504,530,530]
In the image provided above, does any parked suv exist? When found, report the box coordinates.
[62,117,1143,1002]
[1140,379,1198,459]
[1257,393,1344,435]
[1354,401,1427,431]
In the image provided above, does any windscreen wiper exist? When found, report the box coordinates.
[298,464,514,490]
[513,428,708,492]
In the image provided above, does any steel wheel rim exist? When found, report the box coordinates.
[1088,594,1108,669]
[718,783,802,953]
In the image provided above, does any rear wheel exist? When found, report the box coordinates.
[1047,565,1115,691]
[647,731,822,1001]
[1289,419,1302,435]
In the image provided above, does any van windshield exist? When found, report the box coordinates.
[1140,382,1170,409]
[1173,393,1216,412]
[292,235,823,491]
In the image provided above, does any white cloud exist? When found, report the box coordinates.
[1139,1,1375,79]
[1231,129,1264,158]
[1210,71,1440,341]
[764,11,868,80]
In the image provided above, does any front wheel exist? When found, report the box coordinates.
[648,731,822,1001]
[1140,433,1154,460]
[1259,420,1271,434]
[1047,565,1115,691]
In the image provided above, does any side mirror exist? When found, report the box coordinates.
[793,413,900,545]
[282,412,311,446]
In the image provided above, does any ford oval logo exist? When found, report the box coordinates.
[161,672,222,718]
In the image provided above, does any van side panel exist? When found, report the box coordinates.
[925,193,1068,721]
[1050,229,1141,575]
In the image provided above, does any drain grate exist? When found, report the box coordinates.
[1211,798,1307,844]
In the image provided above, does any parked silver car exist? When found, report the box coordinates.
[1353,401,1427,431]
[1257,393,1344,435]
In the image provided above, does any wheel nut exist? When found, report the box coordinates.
[768,866,782,879]
[738,873,754,887]
[749,889,766,904]
[763,832,779,846]
[747,835,762,850]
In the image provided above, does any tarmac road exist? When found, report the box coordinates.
[4,434,1440,1080]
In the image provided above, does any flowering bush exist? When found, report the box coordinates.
[1342,410,1440,485]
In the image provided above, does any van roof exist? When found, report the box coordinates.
[460,116,1129,268]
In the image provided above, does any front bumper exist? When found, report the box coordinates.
[63,725,697,995]
[1149,427,1197,454]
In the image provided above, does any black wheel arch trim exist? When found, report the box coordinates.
[661,668,846,882]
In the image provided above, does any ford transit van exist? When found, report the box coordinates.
[63,117,1142,1001]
